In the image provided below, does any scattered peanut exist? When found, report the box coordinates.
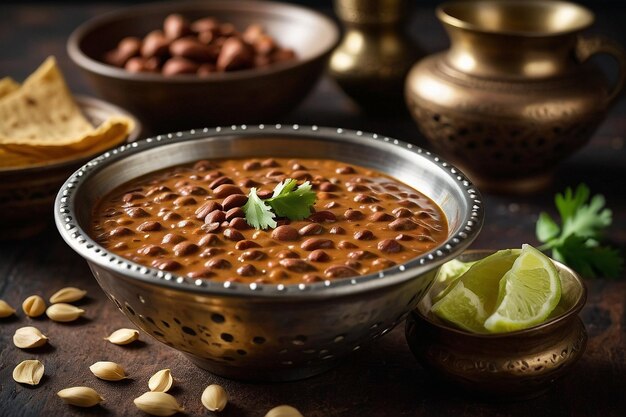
[49,287,87,304]
[46,303,84,322]
[148,369,173,392]
[13,359,44,385]
[22,295,46,318]
[89,361,127,381]
[13,326,48,349]
[104,328,140,345]
[201,384,228,412]
[57,387,104,407]
[265,405,304,417]
[0,299,16,318]
[133,391,183,416]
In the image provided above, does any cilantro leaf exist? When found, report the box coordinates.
[536,184,623,278]
[267,180,316,220]
[242,188,276,230]
[242,179,317,230]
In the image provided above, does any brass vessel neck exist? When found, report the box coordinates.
[333,0,410,26]
[437,0,595,78]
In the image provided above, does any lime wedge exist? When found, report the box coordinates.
[431,259,476,302]
[484,244,561,332]
[431,249,520,333]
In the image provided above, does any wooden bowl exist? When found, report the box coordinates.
[405,250,588,400]
[67,0,340,130]
[0,96,140,240]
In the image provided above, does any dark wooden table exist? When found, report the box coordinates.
[1,2,625,417]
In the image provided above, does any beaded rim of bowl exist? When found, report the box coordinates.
[54,125,484,297]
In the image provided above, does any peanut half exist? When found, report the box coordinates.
[13,326,48,349]
[148,369,173,392]
[49,287,87,304]
[57,387,104,407]
[89,361,127,381]
[0,299,16,318]
[265,405,305,417]
[22,295,46,318]
[104,328,139,345]
[201,384,228,412]
[46,303,84,322]
[13,359,44,385]
[133,391,183,416]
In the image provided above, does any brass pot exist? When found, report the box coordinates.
[405,0,626,193]
[405,250,588,399]
[329,0,422,111]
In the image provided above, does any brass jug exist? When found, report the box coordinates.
[405,0,626,192]
[329,0,422,112]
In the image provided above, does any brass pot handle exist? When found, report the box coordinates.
[576,35,626,106]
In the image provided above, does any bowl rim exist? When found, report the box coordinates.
[54,125,484,299]
[413,249,588,337]
[67,0,340,83]
[0,95,141,174]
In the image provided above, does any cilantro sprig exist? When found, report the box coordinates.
[536,184,623,278]
[242,179,317,230]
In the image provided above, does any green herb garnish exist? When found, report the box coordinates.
[243,179,317,230]
[536,184,623,278]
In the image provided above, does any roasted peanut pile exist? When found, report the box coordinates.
[104,13,296,76]
[92,157,448,284]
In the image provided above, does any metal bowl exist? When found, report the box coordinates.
[67,0,340,130]
[405,250,587,399]
[54,125,483,381]
[0,96,140,240]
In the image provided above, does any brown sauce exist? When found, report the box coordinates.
[91,157,448,284]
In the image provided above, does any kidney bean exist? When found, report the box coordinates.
[229,217,249,230]
[179,185,207,196]
[242,23,264,44]
[317,192,337,200]
[279,258,314,272]
[319,182,337,192]
[137,244,166,256]
[243,161,262,171]
[372,258,396,268]
[308,211,336,223]
[152,259,182,271]
[191,17,219,34]
[395,234,414,241]
[193,160,215,171]
[198,234,220,247]
[200,247,222,258]
[299,223,323,236]
[344,260,361,269]
[237,264,257,277]
[146,185,171,196]
[154,192,178,203]
[392,207,412,218]
[206,176,232,190]
[204,170,223,180]
[324,265,358,278]
[300,238,334,251]
[344,209,364,220]
[261,158,278,167]
[162,233,186,245]
[174,196,196,207]
[308,250,330,262]
[122,192,144,203]
[348,250,376,260]
[174,241,199,256]
[269,269,288,280]
[388,218,418,231]
[369,205,385,213]
[338,240,357,249]
[223,228,244,241]
[225,207,245,221]
[276,250,299,259]
[222,194,248,210]
[202,222,221,233]
[109,226,133,237]
[398,199,419,208]
[125,207,149,218]
[195,201,221,219]
[272,225,299,241]
[116,218,133,226]
[336,166,355,174]
[324,201,340,209]
[164,14,191,40]
[205,258,231,269]
[112,242,128,250]
[235,240,260,250]
[239,249,266,262]
[124,57,148,73]
[378,239,403,253]
[257,190,273,199]
[354,230,374,240]
[329,226,345,235]
[163,212,182,221]
[303,274,323,283]
[291,170,312,180]
[265,169,284,178]
[213,184,243,198]
[187,269,215,279]
[141,30,169,58]
[354,193,379,203]
[162,57,199,75]
[170,37,217,63]
[177,220,196,228]
[217,37,254,71]
[204,210,226,224]
[137,221,161,232]
[370,212,393,222]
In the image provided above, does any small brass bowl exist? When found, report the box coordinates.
[405,250,587,400]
